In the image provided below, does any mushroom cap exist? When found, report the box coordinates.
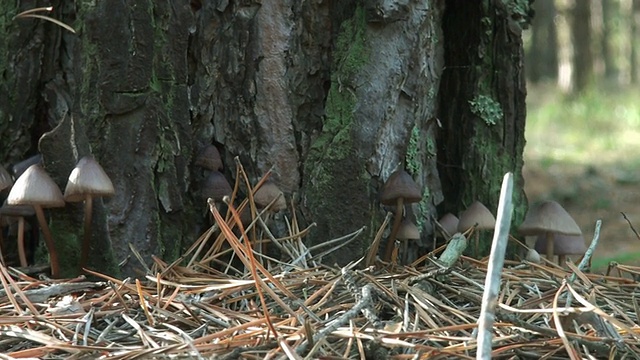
[7,164,65,208]
[0,165,12,191]
[64,156,115,202]
[396,219,420,240]
[12,154,42,179]
[0,200,35,217]
[518,200,581,236]
[457,201,496,232]
[525,248,542,263]
[534,233,587,255]
[195,145,223,171]
[437,213,459,238]
[254,181,286,212]
[380,169,422,206]
[201,171,232,201]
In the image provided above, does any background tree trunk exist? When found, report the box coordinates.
[571,0,594,92]
[527,0,559,83]
[0,0,532,276]
[599,0,618,80]
[631,0,640,83]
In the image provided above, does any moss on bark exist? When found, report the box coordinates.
[303,7,375,264]
[438,0,531,257]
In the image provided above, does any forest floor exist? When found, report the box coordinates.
[524,83,640,271]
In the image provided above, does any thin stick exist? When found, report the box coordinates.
[364,213,392,268]
[621,212,640,241]
[477,172,513,359]
[565,219,601,308]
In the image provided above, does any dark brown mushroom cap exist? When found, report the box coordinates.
[201,171,232,201]
[518,200,582,236]
[12,154,41,179]
[64,156,115,202]
[437,213,459,237]
[0,200,35,217]
[195,145,223,171]
[7,164,65,208]
[380,170,422,206]
[396,219,420,240]
[0,165,12,191]
[457,201,496,232]
[254,181,286,212]
[534,233,587,255]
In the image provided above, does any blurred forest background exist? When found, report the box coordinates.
[524,0,640,270]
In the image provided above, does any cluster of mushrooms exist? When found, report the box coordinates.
[195,145,286,216]
[437,200,585,265]
[0,156,114,278]
[379,169,499,262]
[380,169,586,265]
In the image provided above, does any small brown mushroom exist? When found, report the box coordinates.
[519,200,581,262]
[8,164,65,278]
[195,145,223,171]
[525,248,542,264]
[457,201,496,257]
[201,171,232,202]
[0,201,35,267]
[396,218,420,264]
[436,213,459,240]
[12,154,42,179]
[534,233,586,265]
[254,181,286,212]
[380,169,422,262]
[64,156,115,271]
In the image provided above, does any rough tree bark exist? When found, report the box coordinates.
[0,0,532,276]
[437,0,530,256]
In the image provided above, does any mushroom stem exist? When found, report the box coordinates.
[17,217,27,267]
[401,239,408,264]
[80,195,93,271]
[558,254,566,266]
[545,231,554,262]
[384,197,404,262]
[33,206,60,278]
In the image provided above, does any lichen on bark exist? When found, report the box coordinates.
[438,0,531,257]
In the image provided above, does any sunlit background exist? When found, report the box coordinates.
[523,0,640,270]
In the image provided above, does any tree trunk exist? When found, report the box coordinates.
[632,0,640,83]
[600,0,618,80]
[527,0,559,83]
[0,0,532,277]
[571,0,594,92]
[437,0,530,256]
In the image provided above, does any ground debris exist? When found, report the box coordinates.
[2,249,640,359]
[2,165,639,359]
